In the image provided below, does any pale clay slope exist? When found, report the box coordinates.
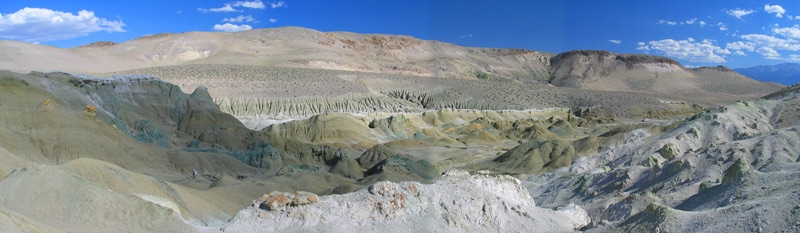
[220,170,590,233]
[0,66,793,231]
[0,71,595,232]
[0,157,591,232]
[0,29,791,232]
[525,89,800,232]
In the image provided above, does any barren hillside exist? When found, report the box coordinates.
[0,28,782,119]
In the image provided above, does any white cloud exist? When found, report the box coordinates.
[213,23,251,32]
[740,34,800,50]
[726,8,756,19]
[0,7,125,43]
[734,50,746,55]
[198,4,240,13]
[726,41,755,51]
[658,20,677,25]
[788,54,800,61]
[756,47,780,58]
[773,25,800,39]
[269,18,277,23]
[233,0,266,9]
[459,34,473,38]
[685,18,698,24]
[637,42,645,46]
[200,1,276,13]
[718,22,728,31]
[699,21,706,27]
[223,15,256,23]
[636,38,730,63]
[765,4,786,18]
[608,39,621,44]
[269,1,287,8]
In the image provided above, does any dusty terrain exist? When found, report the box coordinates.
[0,27,794,232]
[0,27,782,121]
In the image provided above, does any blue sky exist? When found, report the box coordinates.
[4,1,800,68]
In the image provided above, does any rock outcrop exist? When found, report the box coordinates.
[221,170,591,232]
[253,191,320,211]
[526,87,800,232]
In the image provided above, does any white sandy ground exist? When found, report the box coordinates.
[0,162,590,232]
[217,170,591,233]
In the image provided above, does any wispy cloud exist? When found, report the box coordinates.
[0,7,125,42]
[658,19,677,25]
[772,25,800,39]
[233,0,266,9]
[200,1,270,13]
[269,18,277,23]
[725,33,800,60]
[765,4,786,18]
[636,38,730,63]
[608,39,621,44]
[459,34,473,38]
[726,8,756,19]
[198,4,240,13]
[213,23,252,32]
[718,22,728,31]
[726,41,756,51]
[788,54,800,61]
[270,1,287,8]
[757,47,781,59]
[740,34,800,51]
[223,15,256,23]
[660,18,726,31]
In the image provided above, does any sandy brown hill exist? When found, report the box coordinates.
[0,27,553,82]
[548,50,782,99]
[1,28,778,93]
[0,28,783,121]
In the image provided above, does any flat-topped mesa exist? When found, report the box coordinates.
[548,50,688,89]
[542,50,786,98]
[552,50,681,64]
[550,50,684,75]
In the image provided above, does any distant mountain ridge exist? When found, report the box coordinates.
[735,62,800,86]
[0,27,783,109]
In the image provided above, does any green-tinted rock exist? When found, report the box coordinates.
[659,143,679,160]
